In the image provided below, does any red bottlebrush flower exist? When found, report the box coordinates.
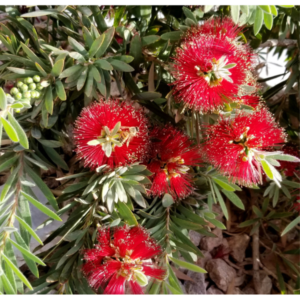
[183,17,243,42]
[171,33,254,113]
[74,99,150,170]
[202,108,287,186]
[146,125,202,200]
[82,225,165,294]
[236,94,263,110]
[278,144,300,177]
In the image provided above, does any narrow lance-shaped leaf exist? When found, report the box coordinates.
[45,86,53,115]
[169,256,207,274]
[8,238,46,266]
[55,80,66,101]
[51,59,65,77]
[20,191,62,221]
[2,253,33,290]
[1,117,19,142]
[0,87,7,110]
[7,112,29,149]
[15,215,43,245]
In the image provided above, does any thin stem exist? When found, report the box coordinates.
[0,153,24,254]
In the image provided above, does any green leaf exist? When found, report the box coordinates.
[278,5,294,8]
[89,35,105,58]
[167,264,182,293]
[182,7,197,23]
[109,59,134,72]
[1,117,19,142]
[281,216,300,236]
[0,155,18,173]
[270,5,278,16]
[59,65,83,79]
[129,34,142,68]
[261,160,273,180]
[68,37,88,58]
[252,205,263,218]
[172,216,203,230]
[282,180,300,189]
[55,80,66,101]
[238,218,259,228]
[2,253,33,290]
[21,9,57,17]
[240,5,249,16]
[77,67,88,91]
[42,145,68,171]
[0,88,7,110]
[0,164,20,202]
[231,5,240,23]
[96,27,115,58]
[221,190,245,210]
[164,282,181,294]
[1,273,16,294]
[276,264,286,294]
[7,112,29,149]
[20,43,49,72]
[259,5,271,14]
[44,86,53,115]
[85,67,95,97]
[132,92,162,101]
[25,165,58,210]
[51,59,64,77]
[264,12,273,30]
[142,35,160,46]
[254,7,264,35]
[94,59,113,71]
[116,202,138,226]
[213,177,235,191]
[8,238,46,266]
[21,191,62,221]
[69,52,85,61]
[37,139,61,148]
[34,63,47,77]
[169,256,206,273]
[212,182,228,220]
[162,193,174,207]
[15,215,43,245]
[90,66,101,82]
[267,154,300,162]
[161,31,182,41]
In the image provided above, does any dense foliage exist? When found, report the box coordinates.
[0,5,299,295]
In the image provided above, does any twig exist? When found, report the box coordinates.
[259,39,297,48]
[252,230,261,294]
[259,261,294,294]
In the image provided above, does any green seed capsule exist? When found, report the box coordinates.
[29,83,36,90]
[33,75,41,83]
[36,83,43,90]
[31,91,37,98]
[16,81,24,88]
[34,91,40,98]
[25,77,33,84]
[21,84,28,92]
[23,91,31,99]
[15,109,21,113]
[10,87,19,95]
[15,93,22,100]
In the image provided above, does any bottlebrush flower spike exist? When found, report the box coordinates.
[171,33,253,113]
[146,125,202,200]
[236,94,263,110]
[183,17,243,42]
[202,108,289,187]
[74,99,150,170]
[82,225,165,294]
